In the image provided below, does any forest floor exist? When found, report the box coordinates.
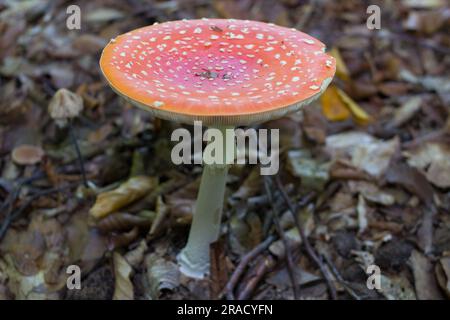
[0,0,449,300]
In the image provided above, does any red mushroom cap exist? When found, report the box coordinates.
[100,19,335,126]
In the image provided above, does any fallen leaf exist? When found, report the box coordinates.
[330,47,350,81]
[402,0,446,8]
[147,196,169,239]
[97,212,154,233]
[124,240,148,269]
[320,85,351,121]
[353,137,399,178]
[348,181,395,206]
[326,132,399,178]
[404,143,450,188]
[145,254,180,300]
[209,239,228,299]
[409,250,444,300]
[385,163,434,204]
[379,273,416,300]
[287,149,330,191]
[392,96,422,127]
[113,252,134,300]
[90,176,157,219]
[336,87,372,124]
[357,194,368,234]
[435,257,450,298]
[85,8,125,23]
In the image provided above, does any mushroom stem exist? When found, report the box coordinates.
[178,125,234,279]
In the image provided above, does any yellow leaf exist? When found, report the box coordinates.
[113,252,134,300]
[336,87,372,124]
[330,47,350,81]
[90,176,157,219]
[320,85,351,121]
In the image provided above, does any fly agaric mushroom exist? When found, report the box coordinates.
[100,19,335,278]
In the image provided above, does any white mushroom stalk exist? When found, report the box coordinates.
[177,125,234,278]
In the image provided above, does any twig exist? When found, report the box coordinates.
[0,184,74,240]
[68,120,88,187]
[275,175,338,300]
[224,235,275,300]
[322,254,361,300]
[237,255,276,300]
[263,176,300,300]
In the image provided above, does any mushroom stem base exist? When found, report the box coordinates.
[177,125,232,279]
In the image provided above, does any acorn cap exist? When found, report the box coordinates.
[100,19,335,126]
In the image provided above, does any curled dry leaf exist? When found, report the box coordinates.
[409,250,444,300]
[109,227,139,251]
[348,181,395,206]
[166,178,200,223]
[11,144,44,165]
[404,143,450,188]
[435,257,450,299]
[97,212,154,233]
[379,273,416,300]
[385,163,434,205]
[287,149,330,191]
[392,96,422,127]
[145,254,180,300]
[0,255,59,300]
[48,88,83,127]
[90,176,157,219]
[231,167,261,201]
[148,196,169,239]
[113,252,134,300]
[124,240,148,268]
[326,132,399,178]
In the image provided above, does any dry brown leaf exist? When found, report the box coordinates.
[97,212,154,233]
[410,250,444,300]
[379,273,416,300]
[209,239,228,299]
[435,257,450,298]
[145,254,180,300]
[385,163,434,205]
[124,240,148,269]
[90,176,157,219]
[326,132,399,178]
[392,96,422,127]
[404,143,450,188]
[113,252,133,300]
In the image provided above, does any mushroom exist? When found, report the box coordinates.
[100,19,336,278]
[12,144,45,166]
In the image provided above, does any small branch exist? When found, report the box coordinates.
[68,120,88,188]
[0,183,74,240]
[263,176,300,300]
[323,254,361,300]
[275,175,338,300]
[224,235,275,300]
[237,255,276,300]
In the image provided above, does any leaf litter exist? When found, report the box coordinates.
[0,0,449,300]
